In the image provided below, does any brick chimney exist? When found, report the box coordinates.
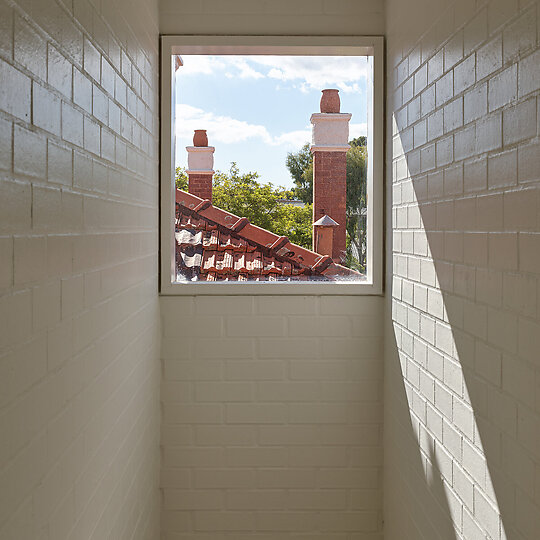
[186,130,214,201]
[311,89,351,261]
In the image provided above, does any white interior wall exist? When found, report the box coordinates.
[159,1,386,538]
[0,0,161,538]
[160,295,384,539]
[4,0,537,537]
[385,0,540,539]
[159,0,385,36]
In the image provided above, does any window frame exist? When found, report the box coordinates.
[160,35,384,295]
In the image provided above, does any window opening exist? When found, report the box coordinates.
[160,37,384,295]
[173,54,372,283]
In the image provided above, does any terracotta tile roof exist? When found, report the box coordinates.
[175,189,360,282]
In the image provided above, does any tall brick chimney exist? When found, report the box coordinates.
[311,89,351,261]
[186,130,214,201]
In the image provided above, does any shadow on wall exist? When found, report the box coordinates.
[385,327,458,540]
[387,80,540,537]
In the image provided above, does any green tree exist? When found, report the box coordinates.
[350,135,367,147]
[175,167,188,190]
[285,143,313,203]
[344,143,368,272]
[175,164,312,249]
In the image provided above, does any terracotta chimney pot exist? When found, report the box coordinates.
[320,89,340,113]
[193,129,208,147]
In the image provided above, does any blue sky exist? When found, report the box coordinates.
[174,55,370,190]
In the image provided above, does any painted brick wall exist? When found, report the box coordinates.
[385,0,540,539]
[160,3,385,537]
[160,295,384,538]
[159,0,385,36]
[0,0,160,538]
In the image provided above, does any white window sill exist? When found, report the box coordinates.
[160,280,383,296]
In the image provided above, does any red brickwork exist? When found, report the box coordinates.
[313,151,347,260]
[188,173,213,201]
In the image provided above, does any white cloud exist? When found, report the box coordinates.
[250,56,369,93]
[176,104,311,149]
[350,122,368,138]
[176,105,368,153]
[225,57,265,79]
[273,128,311,147]
[178,55,369,93]
[176,104,272,145]
[178,55,265,79]
[177,55,220,76]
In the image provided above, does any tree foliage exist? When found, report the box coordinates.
[344,142,368,272]
[175,164,312,249]
[175,167,188,190]
[285,143,313,203]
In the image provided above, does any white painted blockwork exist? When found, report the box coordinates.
[385,0,540,539]
[161,295,385,538]
[0,0,161,537]
[5,0,538,538]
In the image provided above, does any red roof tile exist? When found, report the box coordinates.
[175,189,360,282]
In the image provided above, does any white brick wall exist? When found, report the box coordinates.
[385,0,540,539]
[161,296,384,539]
[159,0,385,36]
[159,3,386,538]
[0,0,160,538]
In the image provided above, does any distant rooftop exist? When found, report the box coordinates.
[277,199,306,208]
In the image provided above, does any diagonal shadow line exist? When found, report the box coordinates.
[389,114,530,538]
[385,324,459,540]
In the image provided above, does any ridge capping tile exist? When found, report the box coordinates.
[232,217,250,232]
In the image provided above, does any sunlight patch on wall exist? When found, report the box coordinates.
[391,113,507,540]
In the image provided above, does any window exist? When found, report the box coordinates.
[160,36,383,295]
